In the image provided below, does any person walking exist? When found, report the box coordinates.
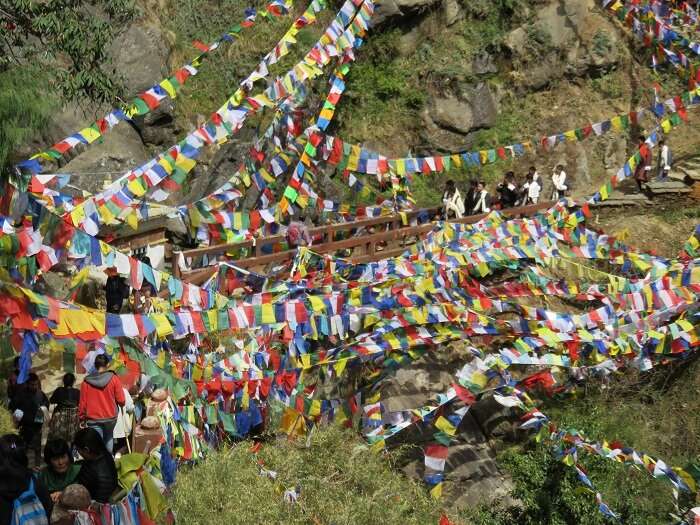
[9,373,49,468]
[496,172,518,209]
[463,180,478,215]
[48,373,80,445]
[104,268,129,314]
[112,385,134,457]
[73,428,118,504]
[0,434,52,525]
[285,215,312,249]
[78,354,125,454]
[656,139,672,180]
[551,164,568,200]
[634,136,652,192]
[441,180,465,219]
[522,171,542,204]
[39,439,81,502]
[471,181,492,214]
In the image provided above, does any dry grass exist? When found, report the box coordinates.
[0,405,16,436]
[171,423,449,525]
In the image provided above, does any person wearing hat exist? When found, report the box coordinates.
[104,268,129,314]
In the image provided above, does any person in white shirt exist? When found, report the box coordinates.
[472,181,492,214]
[523,171,541,204]
[551,164,568,200]
[656,139,672,180]
[441,180,465,219]
[113,387,134,456]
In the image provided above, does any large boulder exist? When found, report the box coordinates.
[110,21,171,94]
[378,345,518,512]
[56,124,150,195]
[420,82,498,152]
[505,0,622,90]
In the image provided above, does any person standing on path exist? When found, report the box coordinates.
[78,354,125,454]
[656,139,672,180]
[9,373,49,468]
[48,373,80,445]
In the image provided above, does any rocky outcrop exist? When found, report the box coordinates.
[505,0,622,90]
[420,82,498,152]
[110,21,171,94]
[378,346,518,511]
[57,123,151,195]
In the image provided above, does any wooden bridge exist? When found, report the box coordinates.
[172,201,554,285]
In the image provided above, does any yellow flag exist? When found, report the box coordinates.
[126,211,138,231]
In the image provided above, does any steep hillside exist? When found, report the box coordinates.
[3,0,700,523]
[12,0,700,207]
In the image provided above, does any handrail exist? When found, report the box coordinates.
[176,201,554,285]
[172,206,443,278]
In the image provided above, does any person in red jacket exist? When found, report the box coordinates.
[78,354,125,455]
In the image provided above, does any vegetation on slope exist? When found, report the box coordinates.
[466,358,700,525]
[171,424,450,525]
[0,406,15,437]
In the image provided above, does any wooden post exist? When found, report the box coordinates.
[172,250,181,279]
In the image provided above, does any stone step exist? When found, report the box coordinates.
[678,167,700,181]
[667,170,689,182]
[678,157,700,170]
[646,180,691,193]
[592,198,652,207]
[589,190,653,206]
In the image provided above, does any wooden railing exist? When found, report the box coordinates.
[174,201,554,285]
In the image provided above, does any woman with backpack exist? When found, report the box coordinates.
[0,434,52,525]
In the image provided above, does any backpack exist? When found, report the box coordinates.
[11,478,49,525]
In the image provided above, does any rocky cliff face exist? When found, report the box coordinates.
[27,0,700,207]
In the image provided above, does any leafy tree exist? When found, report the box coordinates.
[0,0,137,104]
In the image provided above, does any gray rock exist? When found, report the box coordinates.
[371,0,403,26]
[135,102,181,147]
[472,51,498,76]
[429,96,478,135]
[57,124,150,195]
[397,27,423,57]
[436,84,497,133]
[371,0,440,25]
[574,142,591,183]
[111,22,170,94]
[505,0,621,89]
[443,0,463,26]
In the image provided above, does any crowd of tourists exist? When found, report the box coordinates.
[441,142,673,220]
[440,165,556,220]
[1,353,140,525]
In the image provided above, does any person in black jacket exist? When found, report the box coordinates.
[463,179,478,216]
[0,434,52,525]
[105,268,129,314]
[9,373,49,467]
[496,172,519,209]
[48,373,81,444]
[74,428,118,504]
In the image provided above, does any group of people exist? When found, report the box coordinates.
[633,137,673,192]
[441,165,569,219]
[2,354,134,524]
[105,255,159,315]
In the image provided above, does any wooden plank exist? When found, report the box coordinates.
[111,228,167,250]
[179,208,443,262]
[178,202,553,284]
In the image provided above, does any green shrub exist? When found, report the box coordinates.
[171,424,448,525]
[0,66,58,169]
